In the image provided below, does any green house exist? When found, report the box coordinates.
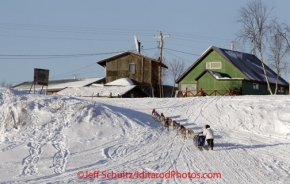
[175,46,289,96]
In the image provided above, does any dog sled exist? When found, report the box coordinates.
[193,134,207,150]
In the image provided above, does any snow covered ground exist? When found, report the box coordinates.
[0,87,289,183]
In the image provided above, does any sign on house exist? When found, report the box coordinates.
[34,68,49,86]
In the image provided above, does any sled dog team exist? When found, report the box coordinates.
[151,109,214,150]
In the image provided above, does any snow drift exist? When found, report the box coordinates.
[0,88,289,183]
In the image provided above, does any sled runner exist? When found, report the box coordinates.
[193,135,207,150]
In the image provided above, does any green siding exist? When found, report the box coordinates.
[179,51,246,85]
[178,49,287,95]
[242,81,266,95]
[198,72,242,96]
[242,81,286,95]
[179,50,246,93]
[204,51,247,78]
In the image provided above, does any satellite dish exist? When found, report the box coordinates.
[134,35,141,54]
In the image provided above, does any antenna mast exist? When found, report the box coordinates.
[231,41,235,51]
[134,35,141,54]
[153,31,170,97]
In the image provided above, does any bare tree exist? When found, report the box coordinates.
[236,0,274,94]
[161,57,170,84]
[153,53,169,97]
[1,80,5,87]
[168,59,186,97]
[276,24,290,66]
[276,24,290,50]
[1,79,12,88]
[268,21,289,94]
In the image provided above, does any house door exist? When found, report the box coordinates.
[180,84,197,96]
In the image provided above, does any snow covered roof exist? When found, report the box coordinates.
[57,86,136,97]
[209,70,225,79]
[57,78,136,97]
[12,77,105,91]
[195,69,245,81]
[105,78,134,86]
[208,70,244,80]
[48,77,104,90]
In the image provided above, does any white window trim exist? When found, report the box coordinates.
[205,62,222,69]
[278,86,284,93]
[253,83,259,90]
[129,63,136,74]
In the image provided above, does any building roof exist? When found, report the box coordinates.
[176,46,288,86]
[48,78,104,90]
[97,51,168,68]
[196,69,245,81]
[12,77,105,91]
[105,78,134,86]
[57,86,136,97]
[58,78,136,97]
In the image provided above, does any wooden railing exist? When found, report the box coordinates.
[178,88,241,97]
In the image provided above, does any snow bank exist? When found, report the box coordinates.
[57,86,135,97]
[1,87,290,183]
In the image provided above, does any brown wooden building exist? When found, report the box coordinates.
[97,51,168,97]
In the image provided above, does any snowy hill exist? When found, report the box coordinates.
[0,88,289,183]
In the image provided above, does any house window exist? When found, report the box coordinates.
[278,86,284,93]
[129,63,135,74]
[253,83,259,90]
[205,62,222,69]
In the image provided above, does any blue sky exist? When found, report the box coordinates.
[1,0,290,86]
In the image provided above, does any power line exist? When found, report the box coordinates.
[49,63,97,79]
[0,23,241,47]
[158,30,233,42]
[0,48,158,59]
[163,48,200,56]
[0,51,121,57]
[163,50,194,63]
[54,69,104,79]
[0,34,134,42]
[0,23,158,36]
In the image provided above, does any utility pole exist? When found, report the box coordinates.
[154,31,170,97]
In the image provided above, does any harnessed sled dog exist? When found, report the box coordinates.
[181,128,187,139]
[161,116,166,126]
[160,116,171,131]
[187,128,194,138]
[160,113,165,124]
[172,120,179,129]
[164,117,171,131]
[176,124,187,139]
